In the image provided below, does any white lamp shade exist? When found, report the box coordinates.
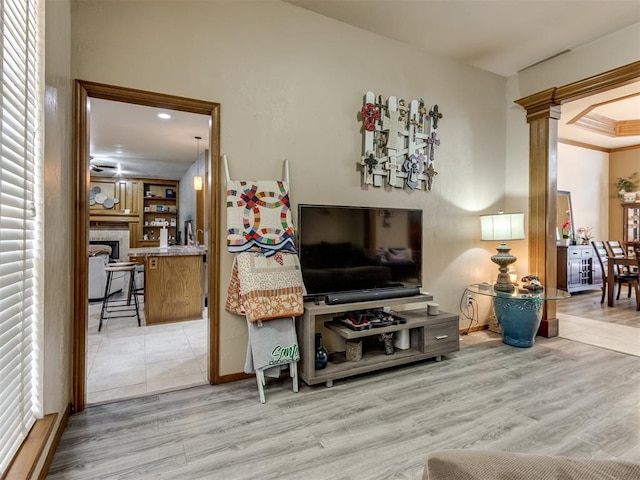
[193,175,203,191]
[480,212,525,241]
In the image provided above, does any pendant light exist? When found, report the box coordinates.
[193,136,203,191]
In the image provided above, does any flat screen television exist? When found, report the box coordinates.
[297,204,422,302]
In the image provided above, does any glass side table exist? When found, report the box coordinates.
[466,283,570,348]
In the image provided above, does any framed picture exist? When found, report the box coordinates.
[156,205,164,212]
[165,188,175,198]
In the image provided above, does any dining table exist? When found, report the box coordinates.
[607,255,638,307]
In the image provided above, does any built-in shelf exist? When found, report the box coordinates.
[141,180,179,246]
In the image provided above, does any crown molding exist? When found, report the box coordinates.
[516,61,640,112]
[554,61,640,103]
[558,138,610,153]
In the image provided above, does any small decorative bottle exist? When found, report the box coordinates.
[315,332,328,370]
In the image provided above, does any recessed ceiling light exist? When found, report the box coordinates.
[158,113,171,119]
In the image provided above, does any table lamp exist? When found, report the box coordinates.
[480,211,525,292]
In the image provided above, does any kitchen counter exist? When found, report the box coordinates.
[129,246,206,325]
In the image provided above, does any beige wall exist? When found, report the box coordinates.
[44,0,73,414]
[557,143,609,242]
[609,148,640,241]
[71,0,509,375]
[40,0,73,476]
[515,23,640,98]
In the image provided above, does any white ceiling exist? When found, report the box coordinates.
[285,0,640,77]
[285,0,640,149]
[89,2,640,180]
[559,82,640,149]
[89,98,210,180]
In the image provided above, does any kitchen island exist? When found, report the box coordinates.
[128,246,206,325]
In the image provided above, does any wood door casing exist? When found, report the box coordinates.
[73,80,221,412]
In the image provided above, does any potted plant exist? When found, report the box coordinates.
[576,226,593,245]
[616,172,638,201]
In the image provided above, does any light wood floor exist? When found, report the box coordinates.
[48,319,640,479]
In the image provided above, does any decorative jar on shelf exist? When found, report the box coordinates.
[314,333,328,370]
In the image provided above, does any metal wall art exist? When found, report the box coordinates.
[359,91,443,191]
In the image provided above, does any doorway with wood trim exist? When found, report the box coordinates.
[73,80,221,412]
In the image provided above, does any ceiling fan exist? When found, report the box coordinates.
[89,156,117,173]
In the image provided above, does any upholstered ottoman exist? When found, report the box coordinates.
[423,450,640,480]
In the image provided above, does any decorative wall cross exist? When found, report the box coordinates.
[361,151,378,185]
[384,158,402,185]
[418,98,427,130]
[358,91,443,191]
[429,105,443,130]
[425,163,438,191]
[360,103,379,132]
[382,111,406,151]
[426,131,440,162]
[403,153,425,190]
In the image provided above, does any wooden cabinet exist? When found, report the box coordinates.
[622,202,640,254]
[557,245,602,293]
[89,178,141,220]
[143,254,203,325]
[296,294,459,387]
[89,177,180,248]
[141,180,179,246]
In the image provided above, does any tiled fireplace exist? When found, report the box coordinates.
[89,228,130,262]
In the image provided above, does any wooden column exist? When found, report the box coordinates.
[516,89,561,337]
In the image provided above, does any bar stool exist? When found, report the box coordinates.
[98,262,141,332]
[127,264,144,305]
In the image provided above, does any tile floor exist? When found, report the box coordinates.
[86,295,208,404]
[557,312,640,357]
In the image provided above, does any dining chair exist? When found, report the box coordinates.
[606,239,626,257]
[592,241,639,305]
[607,239,638,275]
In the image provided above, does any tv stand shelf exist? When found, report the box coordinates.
[296,294,459,387]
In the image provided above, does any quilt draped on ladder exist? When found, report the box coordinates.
[226,180,296,256]
[225,251,304,322]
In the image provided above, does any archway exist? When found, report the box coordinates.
[516,61,640,336]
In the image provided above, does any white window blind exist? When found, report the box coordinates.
[0,0,43,475]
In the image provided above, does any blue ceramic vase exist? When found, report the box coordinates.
[493,295,544,348]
